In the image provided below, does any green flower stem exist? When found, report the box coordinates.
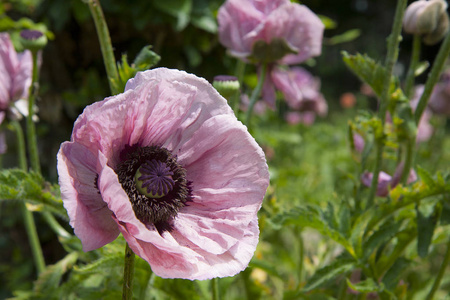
[400,138,414,184]
[11,120,27,170]
[367,0,407,208]
[122,243,136,300]
[414,31,450,124]
[404,35,421,99]
[211,277,220,300]
[425,238,450,300]
[87,0,120,95]
[27,51,41,174]
[11,120,45,274]
[245,63,267,126]
[41,211,72,239]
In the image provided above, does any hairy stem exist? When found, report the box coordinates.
[245,63,267,126]
[87,0,120,95]
[212,277,220,300]
[11,120,45,274]
[367,0,408,208]
[122,243,136,300]
[27,51,40,174]
[404,35,421,99]
[425,239,450,300]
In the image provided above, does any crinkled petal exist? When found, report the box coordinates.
[12,50,32,101]
[117,214,259,280]
[57,142,119,251]
[218,0,268,57]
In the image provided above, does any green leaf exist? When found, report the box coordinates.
[33,252,79,296]
[249,258,282,278]
[416,166,436,188]
[342,51,396,97]
[346,277,381,293]
[0,169,66,219]
[133,45,161,70]
[318,15,337,29]
[327,29,361,45]
[363,220,403,261]
[303,258,356,292]
[271,205,356,257]
[416,204,439,257]
[74,254,123,274]
[381,257,410,291]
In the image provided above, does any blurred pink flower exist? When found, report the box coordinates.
[352,133,365,153]
[428,70,450,115]
[361,163,417,197]
[57,68,269,280]
[218,0,324,64]
[263,66,327,124]
[0,33,32,154]
[0,33,32,111]
[410,85,434,142]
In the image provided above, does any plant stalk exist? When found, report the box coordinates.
[87,0,120,95]
[245,63,267,126]
[27,51,41,174]
[425,239,450,300]
[404,35,421,99]
[367,0,408,208]
[11,120,45,274]
[212,277,220,300]
[122,243,136,300]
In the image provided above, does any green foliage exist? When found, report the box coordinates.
[270,204,356,258]
[0,169,66,220]
[342,51,398,97]
[303,258,356,292]
[112,45,161,93]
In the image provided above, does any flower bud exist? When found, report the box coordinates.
[19,29,47,52]
[213,75,240,100]
[403,0,449,45]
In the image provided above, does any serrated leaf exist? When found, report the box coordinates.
[416,166,436,188]
[338,203,351,238]
[381,257,410,290]
[271,205,356,257]
[416,204,439,257]
[346,277,381,293]
[74,254,123,274]
[342,51,396,97]
[303,258,356,292]
[363,220,403,260]
[0,169,67,220]
[33,252,79,296]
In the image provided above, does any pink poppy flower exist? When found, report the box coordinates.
[0,33,32,154]
[218,0,324,64]
[57,68,270,280]
[0,33,32,111]
[361,163,417,197]
[263,66,327,123]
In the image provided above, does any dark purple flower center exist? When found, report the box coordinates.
[20,29,44,40]
[135,160,174,198]
[115,145,192,234]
